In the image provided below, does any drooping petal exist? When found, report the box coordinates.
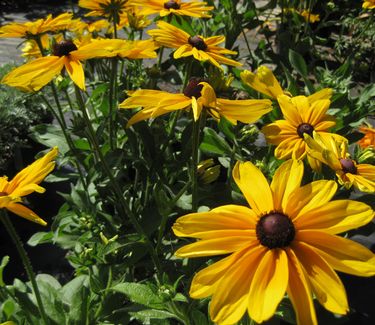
[6,203,47,226]
[232,161,274,216]
[64,57,85,90]
[292,241,348,315]
[210,245,266,325]
[248,249,289,323]
[296,230,375,276]
[270,159,304,212]
[294,200,374,234]
[286,180,337,220]
[286,248,317,325]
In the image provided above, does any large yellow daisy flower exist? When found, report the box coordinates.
[0,147,58,226]
[128,0,214,18]
[1,38,157,92]
[262,94,344,164]
[363,0,375,9]
[172,159,375,325]
[79,0,129,20]
[147,21,241,69]
[119,78,272,126]
[305,133,375,192]
[0,13,74,39]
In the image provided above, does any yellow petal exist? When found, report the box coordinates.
[286,248,317,325]
[296,230,375,276]
[286,180,337,220]
[64,57,85,91]
[232,161,274,216]
[292,241,348,314]
[210,245,266,324]
[6,203,47,226]
[277,95,303,127]
[307,88,333,103]
[295,200,374,234]
[248,249,289,323]
[270,159,304,212]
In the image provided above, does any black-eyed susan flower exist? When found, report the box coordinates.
[147,21,241,69]
[262,94,344,169]
[363,0,375,9]
[299,10,320,23]
[128,0,213,18]
[79,0,129,22]
[0,147,58,226]
[118,7,151,30]
[119,78,272,126]
[358,125,375,148]
[1,38,157,92]
[172,159,375,325]
[305,133,375,192]
[0,13,74,39]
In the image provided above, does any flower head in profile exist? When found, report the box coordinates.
[173,159,375,325]
[305,133,375,192]
[117,6,151,30]
[128,0,214,18]
[299,10,320,23]
[262,94,343,170]
[363,0,375,9]
[79,0,129,22]
[0,147,58,226]
[119,78,272,126]
[1,38,156,92]
[358,125,375,149]
[148,21,241,69]
[0,13,74,39]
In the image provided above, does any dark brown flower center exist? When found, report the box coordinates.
[183,77,205,98]
[53,40,78,57]
[0,192,7,196]
[256,212,295,249]
[297,123,314,138]
[164,0,180,10]
[188,35,207,51]
[340,158,357,174]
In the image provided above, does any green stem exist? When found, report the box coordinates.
[0,210,49,325]
[183,59,193,89]
[108,57,119,150]
[191,118,200,212]
[241,29,255,63]
[74,86,163,278]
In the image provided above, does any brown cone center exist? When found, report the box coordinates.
[53,40,78,57]
[256,212,295,248]
[297,123,314,138]
[164,0,180,9]
[0,192,7,196]
[188,35,207,51]
[340,158,357,174]
[183,77,205,98]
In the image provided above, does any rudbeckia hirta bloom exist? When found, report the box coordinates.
[79,0,129,21]
[148,21,241,69]
[0,147,58,226]
[358,125,375,148]
[363,0,375,9]
[0,13,74,39]
[305,133,375,192]
[119,78,272,126]
[128,0,214,18]
[1,38,157,92]
[172,159,375,325]
[262,94,343,168]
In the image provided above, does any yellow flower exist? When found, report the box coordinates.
[262,94,343,167]
[363,0,375,9]
[147,21,241,69]
[119,78,272,126]
[172,159,375,325]
[305,133,375,192]
[79,0,129,21]
[241,66,285,99]
[128,0,213,18]
[117,7,151,30]
[358,125,375,148]
[2,38,154,92]
[0,13,74,39]
[0,147,58,226]
[197,159,220,184]
[300,10,320,23]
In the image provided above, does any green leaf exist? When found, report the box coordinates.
[288,49,308,77]
[129,309,176,322]
[200,127,232,156]
[110,282,164,309]
[0,255,9,286]
[1,299,15,319]
[27,232,53,247]
[30,123,69,154]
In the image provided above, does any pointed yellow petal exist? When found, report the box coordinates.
[232,161,274,215]
[6,203,47,226]
[64,57,85,91]
[248,249,289,323]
